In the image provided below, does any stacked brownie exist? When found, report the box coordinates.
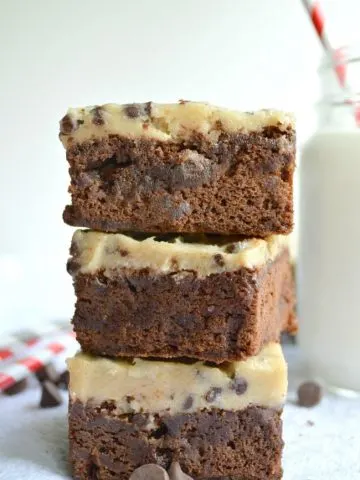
[61,101,297,480]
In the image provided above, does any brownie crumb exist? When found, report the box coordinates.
[297,381,322,408]
[204,387,222,403]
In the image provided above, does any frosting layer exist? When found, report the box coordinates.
[69,230,288,278]
[67,343,287,415]
[60,101,294,147]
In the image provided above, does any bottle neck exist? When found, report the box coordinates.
[317,48,360,130]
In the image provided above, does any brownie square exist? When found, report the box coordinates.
[68,230,297,362]
[68,343,286,479]
[60,101,295,237]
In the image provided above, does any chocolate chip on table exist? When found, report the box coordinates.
[56,370,69,390]
[168,461,193,480]
[183,395,193,410]
[230,377,248,395]
[129,464,169,480]
[35,363,59,384]
[204,387,222,403]
[3,378,28,396]
[39,381,63,408]
[297,381,322,408]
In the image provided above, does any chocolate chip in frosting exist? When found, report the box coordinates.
[60,114,75,134]
[213,254,225,267]
[205,387,222,403]
[92,106,104,125]
[225,243,237,254]
[124,102,152,118]
[168,462,193,480]
[129,464,169,480]
[230,377,248,395]
[183,395,194,410]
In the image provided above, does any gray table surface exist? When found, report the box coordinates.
[0,345,359,480]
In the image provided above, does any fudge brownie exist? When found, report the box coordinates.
[68,343,286,480]
[60,101,295,237]
[68,230,297,362]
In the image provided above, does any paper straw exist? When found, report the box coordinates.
[0,321,73,363]
[0,333,77,392]
[301,0,360,124]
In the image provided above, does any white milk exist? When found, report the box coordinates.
[298,130,360,393]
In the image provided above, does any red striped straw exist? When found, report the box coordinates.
[302,0,360,125]
[0,333,78,392]
[0,321,74,363]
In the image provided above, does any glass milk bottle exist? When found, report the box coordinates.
[298,48,360,395]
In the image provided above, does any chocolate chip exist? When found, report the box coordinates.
[297,381,322,408]
[66,258,81,276]
[230,377,248,395]
[129,464,169,480]
[39,381,63,408]
[120,249,128,257]
[204,387,222,403]
[88,461,99,480]
[35,363,59,384]
[225,243,237,253]
[125,104,142,118]
[126,395,135,403]
[3,378,28,396]
[183,395,193,410]
[124,102,152,118]
[168,462,193,480]
[92,106,104,125]
[213,254,225,267]
[57,370,69,390]
[60,114,75,134]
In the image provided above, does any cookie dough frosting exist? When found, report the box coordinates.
[68,343,287,415]
[69,230,288,278]
[59,101,295,148]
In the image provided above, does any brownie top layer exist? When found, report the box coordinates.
[59,101,295,148]
[67,343,287,415]
[69,230,288,278]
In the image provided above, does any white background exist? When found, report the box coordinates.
[1,0,359,333]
